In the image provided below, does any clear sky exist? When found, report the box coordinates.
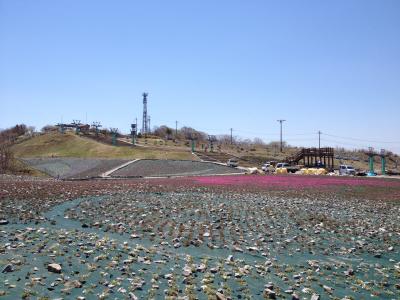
[1,0,399,152]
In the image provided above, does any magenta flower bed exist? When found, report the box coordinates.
[193,175,400,188]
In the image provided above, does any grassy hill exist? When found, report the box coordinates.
[12,132,196,160]
[10,131,399,173]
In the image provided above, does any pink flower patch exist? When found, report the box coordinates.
[193,175,400,189]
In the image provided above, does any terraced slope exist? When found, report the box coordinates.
[111,159,245,177]
[22,158,130,179]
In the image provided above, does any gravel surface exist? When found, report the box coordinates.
[111,159,245,177]
[22,158,129,179]
[0,175,399,299]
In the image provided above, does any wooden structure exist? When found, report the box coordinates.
[287,147,334,171]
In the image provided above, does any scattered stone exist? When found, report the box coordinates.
[1,264,13,273]
[345,268,354,276]
[210,267,219,274]
[263,288,276,299]
[233,245,244,252]
[226,255,234,262]
[311,294,320,300]
[47,263,62,274]
[196,263,206,272]
[128,292,138,300]
[216,291,227,300]
[265,283,274,290]
[182,266,192,277]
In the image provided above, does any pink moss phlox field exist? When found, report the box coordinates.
[193,175,400,188]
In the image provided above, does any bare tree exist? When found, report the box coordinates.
[253,137,265,146]
[41,125,57,133]
[0,142,13,172]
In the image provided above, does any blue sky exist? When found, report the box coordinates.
[1,0,400,152]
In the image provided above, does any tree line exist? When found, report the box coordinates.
[0,124,35,172]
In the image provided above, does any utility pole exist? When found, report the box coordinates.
[175,121,178,136]
[318,130,321,150]
[142,92,148,135]
[277,120,286,152]
[230,128,233,145]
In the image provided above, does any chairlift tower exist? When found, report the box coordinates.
[208,135,217,152]
[367,147,375,176]
[72,120,81,134]
[131,123,137,146]
[57,123,65,134]
[191,132,198,152]
[380,149,386,175]
[92,122,102,137]
[110,128,118,146]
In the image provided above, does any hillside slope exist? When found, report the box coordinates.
[12,132,196,160]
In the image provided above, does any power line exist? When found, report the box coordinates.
[322,133,400,144]
[234,129,314,136]
[285,138,319,141]
[141,117,399,148]
[320,138,373,148]
[148,119,315,137]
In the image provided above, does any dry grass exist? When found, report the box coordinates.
[11,132,397,172]
[12,132,196,160]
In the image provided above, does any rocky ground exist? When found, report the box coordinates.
[21,158,130,179]
[111,160,245,178]
[21,158,245,180]
[0,174,399,299]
